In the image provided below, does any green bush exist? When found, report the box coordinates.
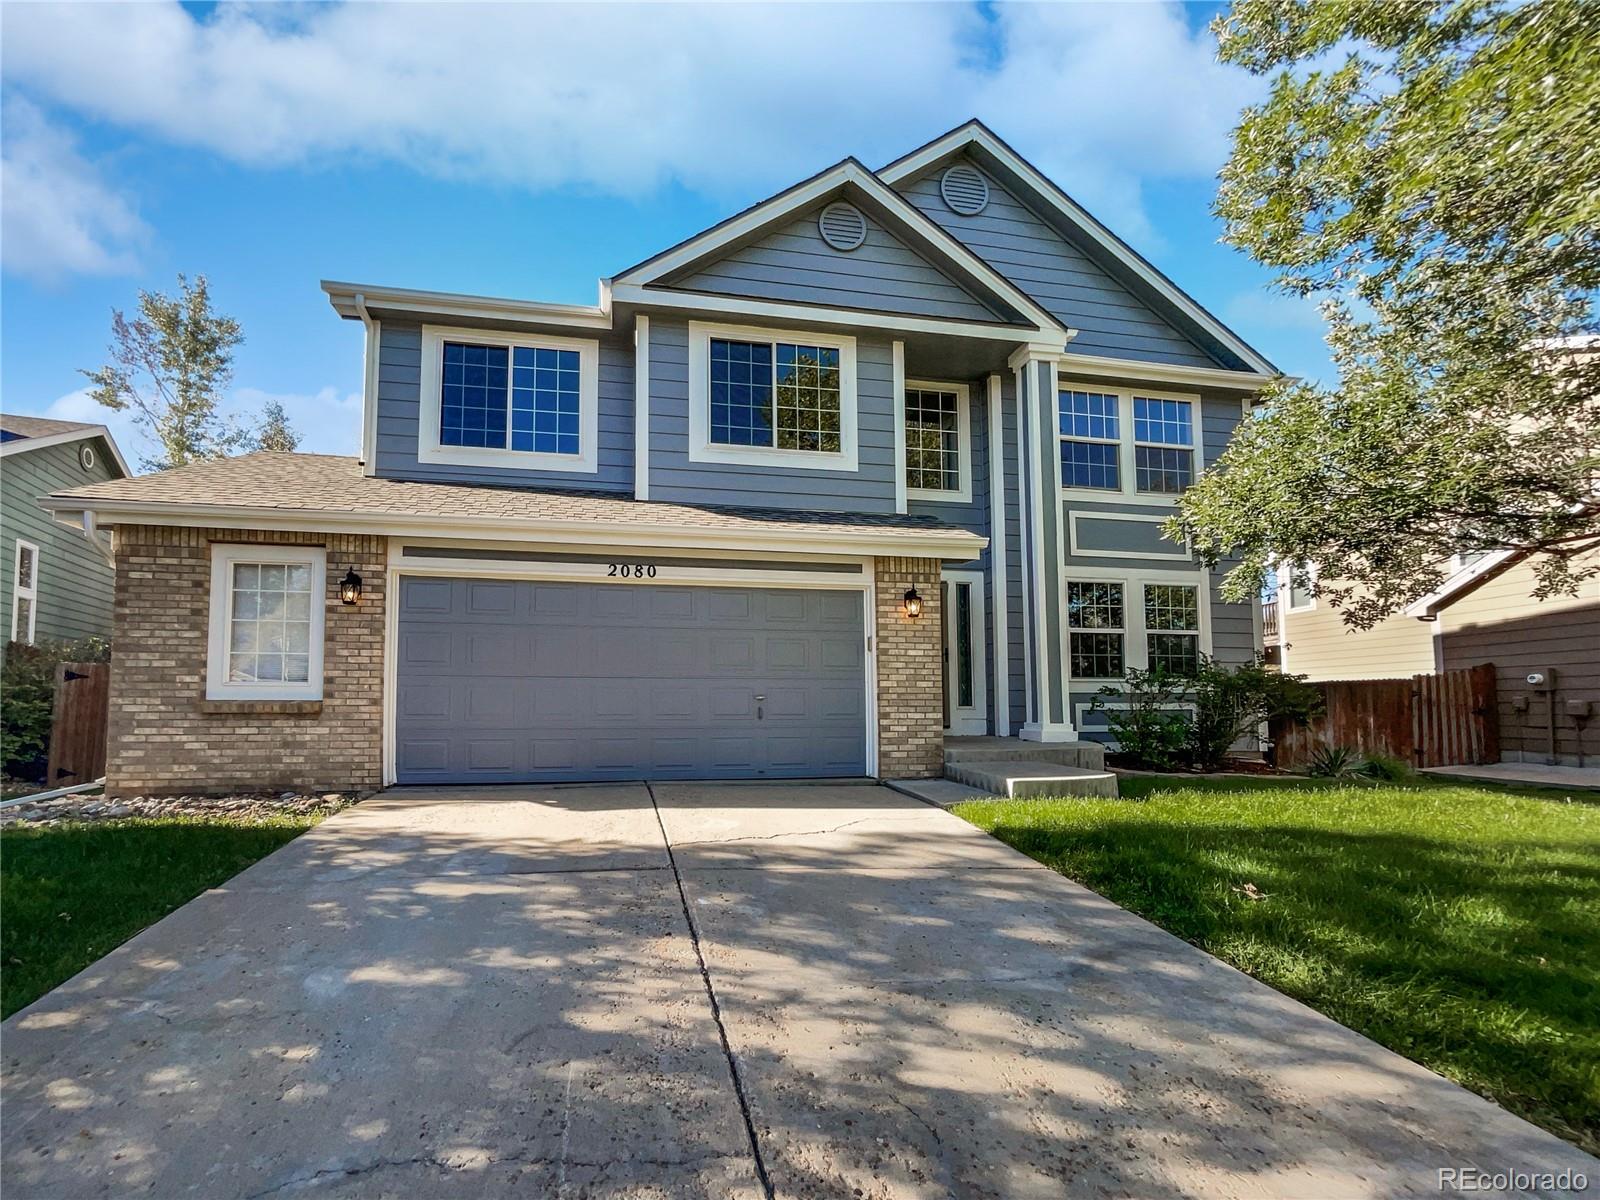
[1186,658,1323,771]
[1092,666,1193,769]
[1361,752,1413,781]
[1,638,111,784]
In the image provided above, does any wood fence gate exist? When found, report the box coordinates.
[46,661,111,788]
[1271,664,1498,769]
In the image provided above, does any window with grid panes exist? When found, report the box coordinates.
[1133,396,1194,493]
[439,340,582,456]
[1067,580,1125,678]
[710,338,841,452]
[1144,583,1200,675]
[1059,390,1121,490]
[905,386,961,492]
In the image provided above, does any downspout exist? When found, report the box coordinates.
[81,509,114,568]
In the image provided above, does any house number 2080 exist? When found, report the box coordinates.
[608,563,658,578]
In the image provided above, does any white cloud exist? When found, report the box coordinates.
[0,2,1259,250]
[0,97,150,283]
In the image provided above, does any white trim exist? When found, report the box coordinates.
[634,315,651,500]
[1057,381,1203,505]
[904,379,972,504]
[356,295,380,477]
[1062,566,1214,689]
[1283,561,1317,612]
[1014,365,1034,727]
[1020,356,1065,736]
[892,341,907,514]
[11,539,39,643]
[49,498,987,560]
[1054,352,1276,391]
[380,552,879,788]
[1067,511,1192,562]
[614,159,1066,335]
[0,426,131,477]
[1404,549,1519,617]
[205,544,327,702]
[686,320,859,471]
[985,373,1010,737]
[417,325,600,474]
[942,568,988,735]
[878,122,1279,377]
[323,280,612,330]
[615,284,1054,345]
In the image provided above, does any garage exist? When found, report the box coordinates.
[393,576,868,783]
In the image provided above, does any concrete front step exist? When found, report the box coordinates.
[944,759,1119,800]
[943,736,1106,771]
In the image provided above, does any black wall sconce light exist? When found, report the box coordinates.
[903,587,924,618]
[339,568,363,605]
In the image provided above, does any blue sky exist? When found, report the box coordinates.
[1,1,1333,469]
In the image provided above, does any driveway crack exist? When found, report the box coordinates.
[646,781,775,1200]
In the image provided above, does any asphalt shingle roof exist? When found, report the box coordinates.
[1,414,101,440]
[44,451,980,543]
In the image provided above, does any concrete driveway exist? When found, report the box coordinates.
[3,783,1593,1198]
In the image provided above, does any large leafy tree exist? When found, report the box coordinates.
[83,274,298,471]
[1176,0,1600,626]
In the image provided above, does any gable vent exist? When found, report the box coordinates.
[817,201,868,251]
[940,163,990,216]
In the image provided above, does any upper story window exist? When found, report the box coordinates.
[206,544,326,701]
[1284,561,1316,611]
[419,325,599,474]
[688,321,858,471]
[905,381,971,502]
[1059,383,1202,500]
[12,539,39,644]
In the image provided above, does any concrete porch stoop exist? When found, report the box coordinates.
[889,736,1119,805]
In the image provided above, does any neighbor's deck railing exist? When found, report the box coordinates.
[1261,599,1279,641]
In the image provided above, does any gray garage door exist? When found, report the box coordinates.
[394,577,867,784]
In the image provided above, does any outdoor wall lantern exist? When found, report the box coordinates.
[903,587,924,618]
[339,568,363,605]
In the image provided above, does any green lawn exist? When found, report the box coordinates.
[2,814,324,1019]
[956,776,1600,1153]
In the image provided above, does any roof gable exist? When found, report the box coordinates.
[0,417,130,476]
[879,121,1278,375]
[615,159,1066,336]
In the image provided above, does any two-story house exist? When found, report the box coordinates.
[41,121,1279,796]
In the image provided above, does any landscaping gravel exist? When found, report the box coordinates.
[0,792,363,827]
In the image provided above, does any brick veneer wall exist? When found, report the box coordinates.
[106,525,386,796]
[874,555,944,779]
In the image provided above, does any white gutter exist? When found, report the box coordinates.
[321,280,612,331]
[81,509,115,567]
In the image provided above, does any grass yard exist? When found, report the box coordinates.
[956,775,1600,1153]
[1,813,324,1019]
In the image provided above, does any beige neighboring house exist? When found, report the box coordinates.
[1266,550,1600,767]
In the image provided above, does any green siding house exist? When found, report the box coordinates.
[1,415,130,648]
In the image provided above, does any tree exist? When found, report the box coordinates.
[82,274,250,472]
[1174,0,1600,626]
[254,400,300,452]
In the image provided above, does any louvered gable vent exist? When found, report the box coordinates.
[940,163,990,216]
[817,202,867,251]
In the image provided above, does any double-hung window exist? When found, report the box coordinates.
[11,539,39,643]
[1059,390,1121,491]
[689,322,858,470]
[1133,396,1195,493]
[1067,581,1126,679]
[1068,574,1209,682]
[419,326,599,473]
[1144,583,1201,674]
[905,381,971,502]
[206,545,326,701]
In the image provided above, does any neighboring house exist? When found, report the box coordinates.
[1,415,130,650]
[1266,551,1600,766]
[40,121,1279,796]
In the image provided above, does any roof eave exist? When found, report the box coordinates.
[0,425,132,477]
[321,281,613,331]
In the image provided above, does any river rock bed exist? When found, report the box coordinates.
[0,791,363,827]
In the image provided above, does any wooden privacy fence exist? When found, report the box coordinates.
[46,661,111,788]
[1271,664,1499,768]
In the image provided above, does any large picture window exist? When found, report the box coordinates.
[905,381,971,501]
[419,326,599,473]
[206,545,326,701]
[689,322,858,470]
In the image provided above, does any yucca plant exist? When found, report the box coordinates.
[1307,744,1364,779]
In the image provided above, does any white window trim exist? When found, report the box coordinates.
[1067,511,1192,561]
[1058,380,1203,505]
[11,539,39,643]
[1063,567,1214,690]
[942,568,988,734]
[1283,560,1317,612]
[687,320,858,471]
[905,379,972,504]
[418,324,600,474]
[206,544,327,701]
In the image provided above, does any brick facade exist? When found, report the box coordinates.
[106,526,386,796]
[873,555,945,779]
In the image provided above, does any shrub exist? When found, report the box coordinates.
[1185,658,1323,771]
[1361,752,1413,782]
[1308,744,1364,778]
[1,638,111,783]
[1093,666,1193,769]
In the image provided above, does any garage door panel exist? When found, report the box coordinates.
[395,581,866,783]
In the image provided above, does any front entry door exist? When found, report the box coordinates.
[941,569,987,735]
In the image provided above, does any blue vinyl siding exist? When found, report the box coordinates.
[672,209,1006,323]
[898,158,1222,369]
[372,322,634,491]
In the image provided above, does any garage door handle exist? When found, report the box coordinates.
[756,694,765,720]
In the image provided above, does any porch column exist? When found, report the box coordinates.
[1009,347,1076,742]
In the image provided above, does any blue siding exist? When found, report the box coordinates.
[898,158,1220,369]
[372,322,635,492]
[673,209,1005,323]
